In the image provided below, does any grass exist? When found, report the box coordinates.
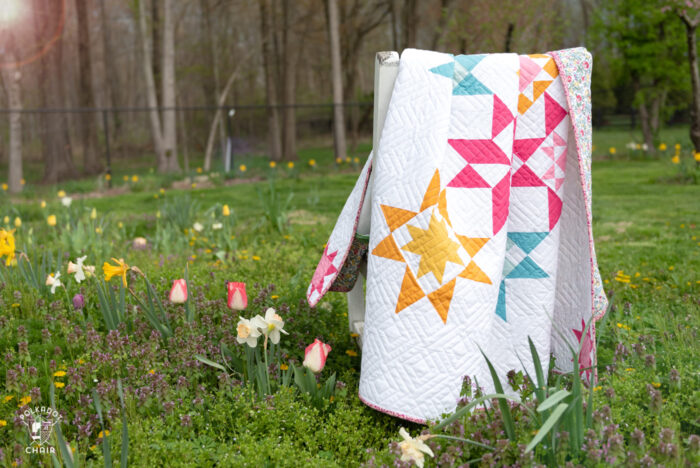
[0,128,698,466]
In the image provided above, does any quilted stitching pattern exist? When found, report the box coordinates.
[307,48,606,423]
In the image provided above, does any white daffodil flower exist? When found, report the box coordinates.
[46,271,63,294]
[61,197,72,207]
[67,255,88,283]
[251,308,288,345]
[193,222,204,233]
[398,428,434,468]
[236,317,261,348]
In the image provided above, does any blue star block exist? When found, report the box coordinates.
[508,232,548,254]
[496,280,507,321]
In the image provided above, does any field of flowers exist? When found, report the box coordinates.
[0,138,698,467]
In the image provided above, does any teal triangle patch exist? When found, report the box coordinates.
[508,232,548,254]
[429,62,455,79]
[502,257,516,278]
[455,54,486,71]
[506,256,549,279]
[453,74,492,95]
[496,280,507,321]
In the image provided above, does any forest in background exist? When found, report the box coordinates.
[0,0,698,189]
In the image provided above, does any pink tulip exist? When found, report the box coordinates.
[227,282,247,310]
[303,339,332,373]
[169,279,188,304]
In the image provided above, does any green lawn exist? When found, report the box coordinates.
[0,132,698,466]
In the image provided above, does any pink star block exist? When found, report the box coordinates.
[572,319,594,381]
[310,245,338,296]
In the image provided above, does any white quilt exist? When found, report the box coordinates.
[307,48,607,423]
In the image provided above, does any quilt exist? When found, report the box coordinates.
[307,48,607,423]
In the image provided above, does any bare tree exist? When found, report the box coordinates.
[1,34,22,193]
[327,0,347,161]
[670,2,700,151]
[98,0,122,132]
[76,0,102,174]
[259,0,283,162]
[34,0,76,183]
[137,0,179,172]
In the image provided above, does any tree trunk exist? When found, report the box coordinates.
[260,0,282,161]
[152,0,162,106]
[327,0,347,161]
[402,0,418,49]
[98,0,122,133]
[76,0,102,174]
[161,0,179,172]
[683,22,700,151]
[36,0,75,183]
[281,0,297,161]
[137,0,165,167]
[2,37,22,194]
[638,101,654,155]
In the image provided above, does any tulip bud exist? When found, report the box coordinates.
[303,339,332,373]
[90,208,97,220]
[227,282,247,310]
[222,204,230,217]
[72,294,85,310]
[169,279,188,304]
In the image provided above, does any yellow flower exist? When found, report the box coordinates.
[3,395,14,403]
[57,190,66,198]
[14,217,21,228]
[18,395,31,406]
[196,167,203,173]
[669,266,674,271]
[105,173,111,181]
[1,183,7,191]
[20,179,25,185]
[54,382,65,388]
[98,430,110,438]
[674,143,681,150]
[659,143,667,151]
[252,255,261,261]
[651,382,661,388]
[350,333,359,338]
[695,152,700,162]
[103,258,129,287]
[239,164,247,172]
[222,204,230,217]
[159,188,165,194]
[95,227,102,234]
[0,420,6,427]
[123,175,129,181]
[2,216,8,225]
[0,229,16,266]
[11,303,19,307]
[191,183,197,189]
[148,369,155,375]
[308,159,316,167]
[90,208,97,220]
[280,364,289,371]
[608,147,616,155]
[625,367,634,372]
[287,161,294,169]
[40,200,46,208]
[671,155,680,164]
[53,371,66,377]
[47,215,57,227]
[156,211,161,219]
[118,221,124,228]
[270,294,279,299]
[353,157,360,163]
[336,157,342,164]
[346,350,358,357]
[593,386,602,392]
[131,175,139,183]
[269,161,276,168]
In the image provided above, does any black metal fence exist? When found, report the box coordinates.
[0,102,374,177]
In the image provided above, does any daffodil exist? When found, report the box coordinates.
[193,222,204,233]
[103,258,129,287]
[105,173,111,181]
[90,208,97,220]
[609,147,616,155]
[67,255,89,283]
[212,222,223,230]
[131,175,139,182]
[251,308,288,345]
[236,317,261,347]
[695,152,700,162]
[3,216,8,225]
[309,159,316,167]
[40,200,46,208]
[671,155,680,164]
[1,183,7,191]
[61,196,72,207]
[287,161,294,169]
[659,143,667,151]
[57,190,66,198]
[222,204,231,217]
[47,215,57,226]
[45,272,63,294]
[13,217,21,228]
[239,164,247,172]
[398,428,434,468]
[269,161,276,169]
[0,229,16,266]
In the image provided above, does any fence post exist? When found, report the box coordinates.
[102,110,112,188]
[225,108,235,172]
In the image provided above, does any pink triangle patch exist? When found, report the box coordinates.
[543,164,555,179]
[545,93,567,135]
[513,138,545,162]
[548,187,563,229]
[448,164,491,188]
[492,174,510,235]
[512,165,545,187]
[553,131,567,147]
[448,139,510,165]
[492,95,514,138]
[519,56,540,92]
[555,178,565,191]
[556,151,567,171]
